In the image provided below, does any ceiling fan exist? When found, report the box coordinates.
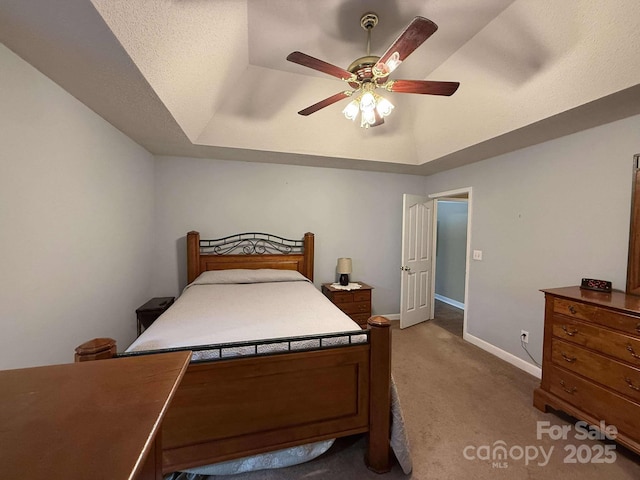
[286,13,460,128]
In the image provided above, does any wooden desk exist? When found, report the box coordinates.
[0,351,191,480]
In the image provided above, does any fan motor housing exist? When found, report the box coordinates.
[348,55,380,82]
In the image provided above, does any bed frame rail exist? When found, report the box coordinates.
[117,330,369,363]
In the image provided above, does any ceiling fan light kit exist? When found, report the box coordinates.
[286,13,460,129]
[342,82,395,128]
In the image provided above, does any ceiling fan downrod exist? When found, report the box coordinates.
[360,12,378,57]
[347,12,381,78]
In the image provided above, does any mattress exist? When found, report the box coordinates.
[127,268,363,354]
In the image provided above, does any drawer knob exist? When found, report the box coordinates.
[559,380,577,394]
[561,352,577,363]
[561,325,578,336]
[627,344,640,360]
[568,305,577,315]
[625,377,640,392]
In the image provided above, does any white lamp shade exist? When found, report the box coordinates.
[342,100,359,121]
[376,97,394,117]
[337,257,352,274]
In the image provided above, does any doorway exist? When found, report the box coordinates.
[429,188,472,338]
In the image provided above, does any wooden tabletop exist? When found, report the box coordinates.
[321,282,373,292]
[541,286,640,314]
[0,351,191,480]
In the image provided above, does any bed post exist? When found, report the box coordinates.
[366,315,391,473]
[74,338,117,362]
[187,231,200,283]
[303,232,315,282]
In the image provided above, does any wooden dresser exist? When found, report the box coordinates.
[534,286,640,455]
[1,351,190,480]
[322,282,372,329]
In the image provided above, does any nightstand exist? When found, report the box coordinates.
[136,297,174,336]
[321,282,373,329]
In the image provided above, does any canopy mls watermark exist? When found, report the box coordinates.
[462,420,618,469]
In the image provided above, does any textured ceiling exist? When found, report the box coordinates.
[1,0,640,175]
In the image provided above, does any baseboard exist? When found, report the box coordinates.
[380,313,400,321]
[463,332,542,379]
[434,294,465,310]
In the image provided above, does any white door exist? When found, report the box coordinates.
[400,195,435,329]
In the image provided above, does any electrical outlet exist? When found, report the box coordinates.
[521,330,529,344]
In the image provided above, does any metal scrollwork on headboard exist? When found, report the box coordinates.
[200,233,304,255]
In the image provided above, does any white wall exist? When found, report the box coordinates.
[424,113,640,368]
[151,156,426,315]
[0,44,156,369]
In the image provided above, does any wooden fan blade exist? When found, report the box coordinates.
[287,51,354,81]
[298,91,351,116]
[374,17,438,76]
[388,80,460,96]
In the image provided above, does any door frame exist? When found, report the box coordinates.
[428,187,472,338]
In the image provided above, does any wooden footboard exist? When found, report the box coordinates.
[75,317,391,475]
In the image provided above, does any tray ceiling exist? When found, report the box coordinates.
[1,0,639,174]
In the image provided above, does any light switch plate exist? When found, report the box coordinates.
[473,250,483,261]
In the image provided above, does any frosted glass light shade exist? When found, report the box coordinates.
[361,110,376,128]
[376,97,394,117]
[337,257,352,274]
[342,100,359,120]
[359,92,376,113]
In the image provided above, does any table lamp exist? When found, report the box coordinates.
[337,257,352,286]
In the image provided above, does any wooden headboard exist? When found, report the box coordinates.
[186,231,315,283]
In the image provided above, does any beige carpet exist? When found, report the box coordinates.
[170,320,640,479]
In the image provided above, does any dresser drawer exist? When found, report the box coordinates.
[353,290,371,302]
[551,339,640,403]
[330,291,355,304]
[554,297,640,336]
[593,308,640,337]
[328,290,371,304]
[553,298,598,322]
[338,301,371,315]
[546,364,640,436]
[551,316,640,367]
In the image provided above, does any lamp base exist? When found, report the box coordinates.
[339,273,350,286]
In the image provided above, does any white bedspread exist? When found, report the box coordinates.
[128,270,361,353]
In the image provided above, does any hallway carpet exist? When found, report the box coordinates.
[432,300,463,337]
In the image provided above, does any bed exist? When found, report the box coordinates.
[75,231,395,478]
